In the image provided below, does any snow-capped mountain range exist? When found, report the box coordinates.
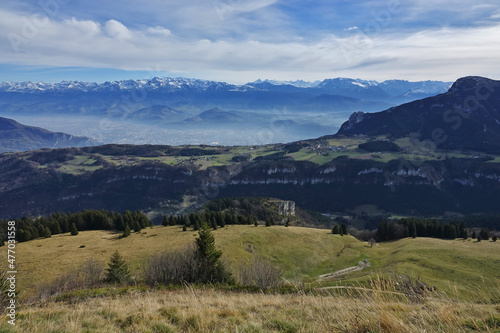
[0,76,451,98]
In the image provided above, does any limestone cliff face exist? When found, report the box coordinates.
[277,200,295,216]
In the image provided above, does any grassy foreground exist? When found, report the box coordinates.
[1,287,500,332]
[2,225,500,331]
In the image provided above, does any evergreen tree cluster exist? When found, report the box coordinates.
[0,209,151,244]
[376,218,467,242]
[477,228,490,241]
[203,197,274,221]
[331,223,348,236]
[162,211,257,230]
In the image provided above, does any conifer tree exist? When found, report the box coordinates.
[70,223,79,236]
[168,215,176,226]
[162,215,168,226]
[195,223,233,283]
[42,226,51,238]
[492,235,497,242]
[332,225,340,234]
[121,223,131,238]
[409,222,417,238]
[248,214,255,226]
[341,223,348,235]
[104,251,131,284]
[480,229,489,241]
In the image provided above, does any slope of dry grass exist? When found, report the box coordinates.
[1,287,499,332]
[13,225,500,301]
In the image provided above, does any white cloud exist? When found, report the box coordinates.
[1,7,500,83]
[146,26,171,36]
[103,19,131,40]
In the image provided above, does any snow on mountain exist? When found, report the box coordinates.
[0,77,246,94]
[0,76,452,100]
[250,79,321,88]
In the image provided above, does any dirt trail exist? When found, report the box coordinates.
[317,260,370,281]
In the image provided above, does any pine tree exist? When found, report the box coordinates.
[332,225,340,234]
[409,222,417,238]
[248,214,255,226]
[460,228,468,239]
[104,251,131,284]
[70,223,79,236]
[42,226,51,238]
[182,224,187,232]
[265,219,271,227]
[162,215,168,226]
[341,223,348,235]
[195,223,233,283]
[492,235,497,242]
[211,218,218,230]
[121,223,131,238]
[194,220,200,231]
[477,234,482,242]
[480,229,489,241]
[130,219,141,233]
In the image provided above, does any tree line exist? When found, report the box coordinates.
[376,218,467,241]
[0,209,151,244]
[162,211,258,230]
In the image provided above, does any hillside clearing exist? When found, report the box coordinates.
[13,225,500,301]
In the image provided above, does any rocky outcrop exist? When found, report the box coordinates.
[276,200,295,216]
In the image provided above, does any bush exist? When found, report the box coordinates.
[37,258,103,299]
[239,257,283,291]
[144,245,199,285]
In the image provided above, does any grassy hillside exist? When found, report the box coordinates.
[2,287,500,332]
[15,225,500,302]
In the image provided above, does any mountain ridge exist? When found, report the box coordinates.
[0,77,452,99]
[0,116,97,153]
[336,76,500,153]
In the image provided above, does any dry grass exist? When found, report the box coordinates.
[1,286,499,332]
[14,225,500,301]
[15,225,343,296]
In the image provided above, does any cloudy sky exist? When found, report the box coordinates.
[1,0,500,83]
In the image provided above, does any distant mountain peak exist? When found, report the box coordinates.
[449,76,496,94]
[336,76,500,153]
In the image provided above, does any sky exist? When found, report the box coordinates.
[1,0,500,84]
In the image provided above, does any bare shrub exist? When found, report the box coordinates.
[144,245,199,286]
[238,257,283,291]
[349,228,377,241]
[37,258,104,299]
